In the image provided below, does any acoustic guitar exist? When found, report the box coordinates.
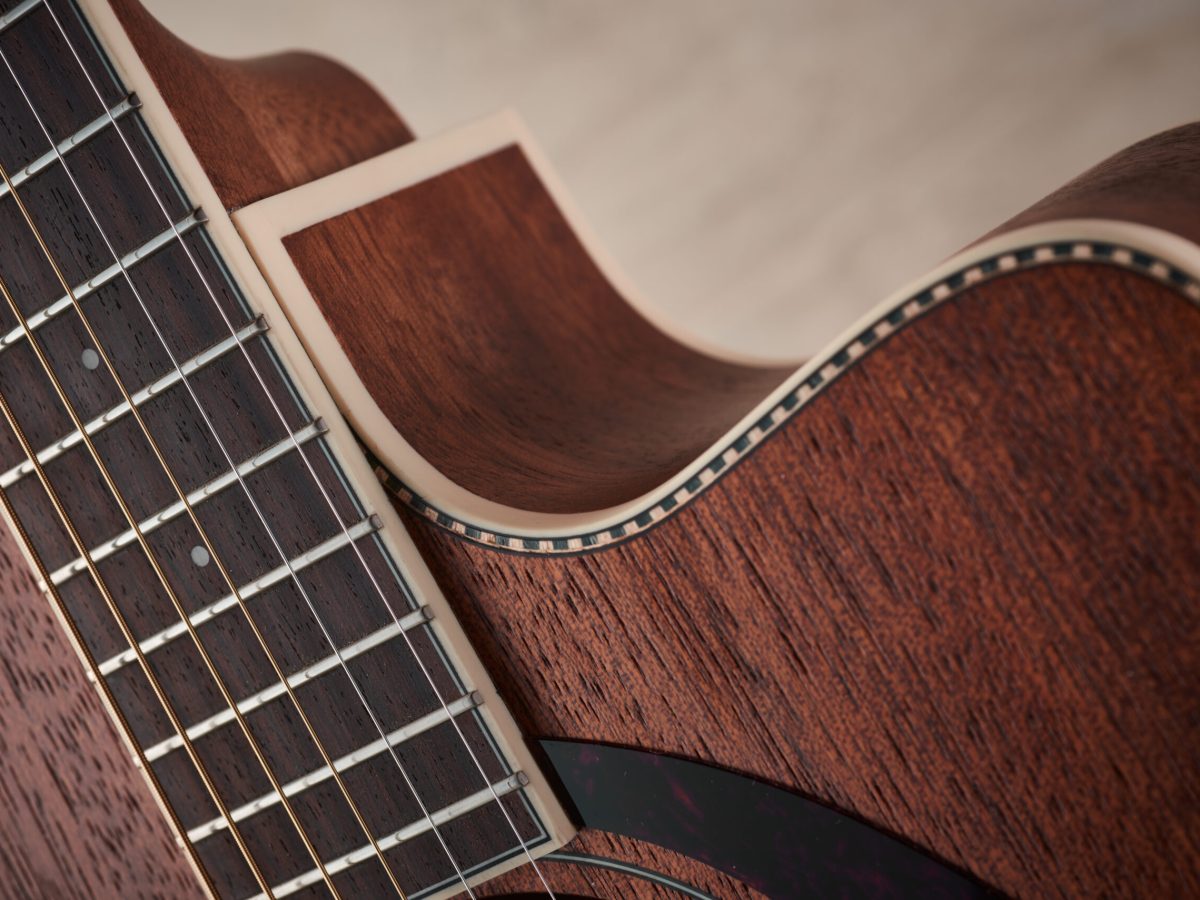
[0,0,1194,897]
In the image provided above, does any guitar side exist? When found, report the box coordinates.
[232,108,1200,899]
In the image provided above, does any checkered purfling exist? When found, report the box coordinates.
[375,240,1200,554]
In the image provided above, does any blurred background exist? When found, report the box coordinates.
[146,0,1200,361]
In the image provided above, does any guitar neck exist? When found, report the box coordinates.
[0,0,569,896]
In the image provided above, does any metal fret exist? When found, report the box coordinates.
[97,515,382,676]
[0,3,561,892]
[0,93,139,200]
[144,611,431,762]
[187,684,482,843]
[0,210,205,357]
[255,772,527,900]
[0,315,267,490]
[46,418,327,586]
[0,0,39,34]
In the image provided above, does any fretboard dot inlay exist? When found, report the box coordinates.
[0,1,552,891]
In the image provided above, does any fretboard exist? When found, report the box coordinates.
[0,1,552,896]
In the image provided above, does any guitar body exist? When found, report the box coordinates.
[0,0,1195,897]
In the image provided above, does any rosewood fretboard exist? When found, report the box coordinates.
[0,1,550,896]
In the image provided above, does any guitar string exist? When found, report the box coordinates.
[0,50,469,900]
[0,209,281,897]
[0,42,433,900]
[0,51,423,900]
[0,351,243,900]
[21,3,495,895]
[43,0,559,895]
[0,78,377,900]
[27,7,483,897]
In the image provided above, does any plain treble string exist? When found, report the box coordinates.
[0,54,385,900]
[0,175,284,897]
[45,0,558,895]
[31,0,525,894]
[11,7,474,896]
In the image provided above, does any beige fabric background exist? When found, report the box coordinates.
[146,0,1200,361]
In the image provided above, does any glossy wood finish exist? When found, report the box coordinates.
[0,1,1196,898]
[0,460,736,900]
[0,2,549,896]
[404,264,1200,899]
[0,527,205,899]
[283,145,792,514]
[107,0,414,209]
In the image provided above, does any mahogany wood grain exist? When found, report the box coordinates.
[0,3,545,895]
[0,0,1195,897]
[402,263,1200,899]
[107,0,415,210]
[283,146,792,513]
[0,525,205,900]
[0,510,737,900]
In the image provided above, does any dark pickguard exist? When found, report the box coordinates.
[541,740,993,898]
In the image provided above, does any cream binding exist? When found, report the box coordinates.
[233,111,1200,548]
[62,2,579,895]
